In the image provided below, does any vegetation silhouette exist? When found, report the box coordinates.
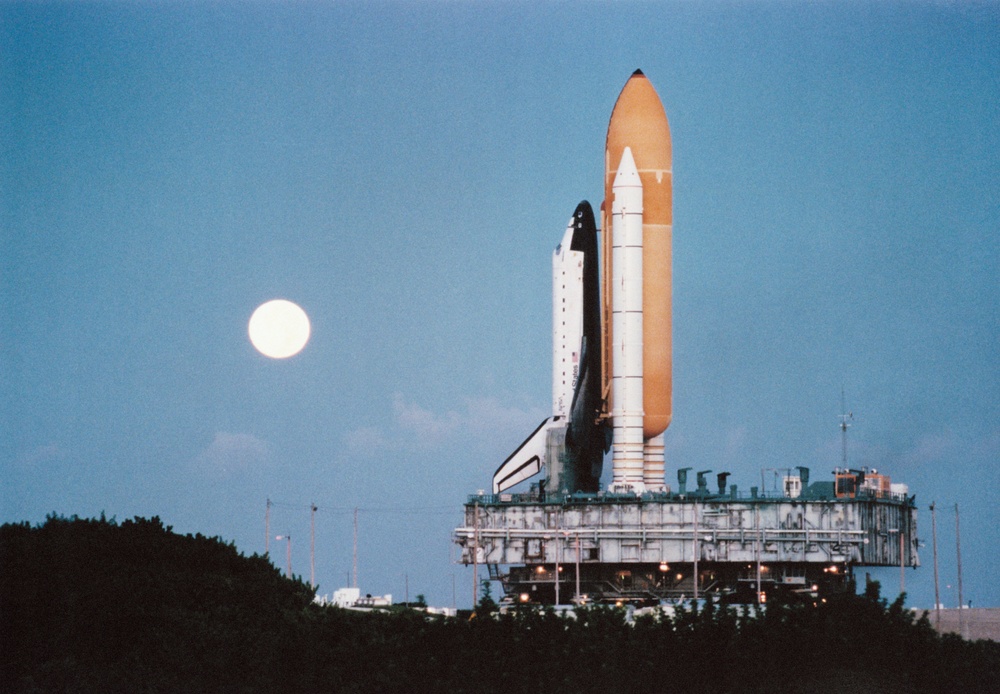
[3,515,998,693]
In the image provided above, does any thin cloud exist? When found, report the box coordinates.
[343,426,391,457]
[898,430,957,467]
[342,393,547,455]
[195,432,270,476]
[393,392,547,449]
[462,396,548,440]
[723,426,748,467]
[972,429,1000,457]
[17,443,64,469]
[392,393,463,445]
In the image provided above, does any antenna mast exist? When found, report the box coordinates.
[839,388,853,468]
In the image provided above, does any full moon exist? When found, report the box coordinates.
[248,299,311,359]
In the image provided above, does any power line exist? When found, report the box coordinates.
[266,500,457,515]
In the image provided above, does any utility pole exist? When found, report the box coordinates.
[931,502,941,630]
[352,507,359,589]
[956,503,965,638]
[310,503,317,589]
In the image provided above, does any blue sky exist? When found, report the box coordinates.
[3,1,997,609]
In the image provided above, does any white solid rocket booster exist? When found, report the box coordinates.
[611,147,645,492]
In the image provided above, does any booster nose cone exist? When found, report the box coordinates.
[612,146,642,190]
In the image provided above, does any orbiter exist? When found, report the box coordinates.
[493,70,672,495]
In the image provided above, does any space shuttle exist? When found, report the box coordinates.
[492,202,606,494]
[493,70,672,495]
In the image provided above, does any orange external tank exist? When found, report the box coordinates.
[602,69,672,439]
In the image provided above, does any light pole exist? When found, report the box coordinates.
[956,503,965,638]
[930,502,940,630]
[755,506,762,605]
[693,501,699,602]
[575,533,582,605]
[554,533,560,606]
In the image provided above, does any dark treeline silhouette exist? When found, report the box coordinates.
[2,515,998,693]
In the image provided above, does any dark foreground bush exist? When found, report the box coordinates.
[3,516,998,693]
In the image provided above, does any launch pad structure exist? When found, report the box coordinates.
[454,468,918,606]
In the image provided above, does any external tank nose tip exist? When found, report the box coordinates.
[632,68,644,76]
